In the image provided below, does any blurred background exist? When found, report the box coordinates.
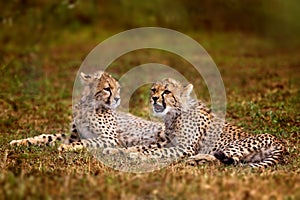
[1,0,299,117]
[1,0,300,54]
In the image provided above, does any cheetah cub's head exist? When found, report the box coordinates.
[80,71,121,109]
[150,78,193,117]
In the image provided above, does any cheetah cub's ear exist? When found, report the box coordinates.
[80,72,92,84]
[181,84,193,98]
[181,84,193,109]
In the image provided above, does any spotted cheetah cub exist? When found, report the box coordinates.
[10,71,163,150]
[107,78,286,168]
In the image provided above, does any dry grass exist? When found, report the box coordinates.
[1,30,300,199]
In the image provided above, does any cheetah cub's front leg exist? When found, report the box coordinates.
[9,133,70,147]
[185,154,218,166]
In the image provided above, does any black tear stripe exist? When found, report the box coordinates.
[162,93,167,109]
[94,91,102,98]
[161,84,168,109]
[105,84,112,104]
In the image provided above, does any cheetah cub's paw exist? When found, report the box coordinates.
[186,154,217,166]
[58,142,84,152]
[102,147,124,155]
[9,139,27,146]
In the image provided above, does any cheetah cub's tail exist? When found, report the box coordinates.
[215,132,287,169]
[214,145,286,168]
[243,145,286,168]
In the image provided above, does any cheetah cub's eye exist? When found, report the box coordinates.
[163,90,171,94]
[104,87,111,92]
[151,88,156,93]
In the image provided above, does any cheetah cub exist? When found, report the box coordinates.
[10,71,163,150]
[107,78,286,168]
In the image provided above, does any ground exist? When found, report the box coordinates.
[1,29,299,199]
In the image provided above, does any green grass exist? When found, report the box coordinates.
[1,26,300,200]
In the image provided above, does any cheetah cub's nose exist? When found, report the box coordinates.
[152,96,159,103]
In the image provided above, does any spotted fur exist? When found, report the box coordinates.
[10,71,163,150]
[106,78,286,168]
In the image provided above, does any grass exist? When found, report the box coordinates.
[1,27,300,199]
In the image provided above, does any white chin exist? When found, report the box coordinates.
[111,100,121,109]
[153,107,171,117]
